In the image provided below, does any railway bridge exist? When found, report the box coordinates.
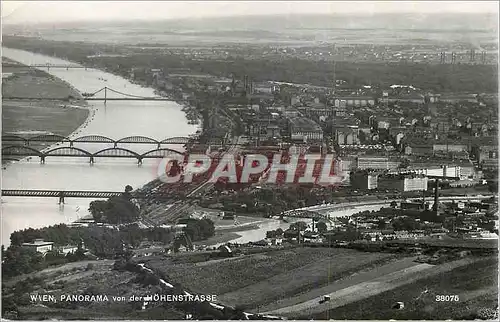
[1,134,225,148]
[2,145,185,165]
[1,189,173,204]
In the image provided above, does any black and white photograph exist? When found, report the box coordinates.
[1,1,498,320]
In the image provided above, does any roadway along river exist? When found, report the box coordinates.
[1,47,197,245]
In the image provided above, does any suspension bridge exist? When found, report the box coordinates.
[3,86,176,103]
[2,134,225,148]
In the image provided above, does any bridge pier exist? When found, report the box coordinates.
[137,158,143,166]
[69,141,74,147]
[40,156,45,164]
[114,142,118,148]
[59,195,65,204]
[89,156,94,164]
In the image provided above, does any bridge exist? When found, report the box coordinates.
[1,189,173,204]
[279,208,329,221]
[5,63,88,70]
[2,134,225,148]
[2,86,175,103]
[2,145,185,164]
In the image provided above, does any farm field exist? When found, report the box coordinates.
[145,247,396,307]
[307,256,498,320]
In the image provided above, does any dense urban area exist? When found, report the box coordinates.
[1,13,499,321]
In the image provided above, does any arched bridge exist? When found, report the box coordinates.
[2,145,185,164]
[2,134,224,147]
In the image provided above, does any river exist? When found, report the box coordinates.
[1,47,197,245]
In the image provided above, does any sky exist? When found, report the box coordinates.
[1,1,498,25]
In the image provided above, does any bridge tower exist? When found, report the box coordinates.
[58,191,65,204]
[104,86,107,105]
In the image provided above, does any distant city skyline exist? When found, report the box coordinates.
[2,1,498,25]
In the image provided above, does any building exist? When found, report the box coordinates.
[439,93,478,104]
[334,96,375,107]
[378,175,428,192]
[58,245,78,255]
[289,117,323,142]
[21,239,54,254]
[398,165,462,179]
[405,144,433,156]
[350,171,379,190]
[356,156,401,170]
[336,125,360,145]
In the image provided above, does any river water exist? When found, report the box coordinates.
[1,47,197,245]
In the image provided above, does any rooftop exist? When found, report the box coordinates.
[289,117,322,131]
[22,239,54,246]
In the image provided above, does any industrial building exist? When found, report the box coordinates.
[378,174,429,192]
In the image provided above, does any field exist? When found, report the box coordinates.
[145,247,396,309]
[308,256,498,320]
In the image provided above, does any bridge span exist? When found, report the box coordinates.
[2,145,185,164]
[1,189,171,204]
[2,134,226,148]
[3,86,175,103]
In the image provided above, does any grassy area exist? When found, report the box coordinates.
[147,247,395,305]
[3,103,89,137]
[310,256,498,320]
[218,251,397,309]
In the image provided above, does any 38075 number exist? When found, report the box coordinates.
[435,295,459,302]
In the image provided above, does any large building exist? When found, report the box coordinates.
[289,117,323,142]
[378,175,428,192]
[356,156,401,170]
[21,239,54,255]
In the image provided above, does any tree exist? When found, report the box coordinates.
[316,222,328,233]
[88,200,108,222]
[391,217,419,231]
[290,221,308,231]
[376,218,387,229]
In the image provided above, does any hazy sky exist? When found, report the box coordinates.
[2,1,498,25]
